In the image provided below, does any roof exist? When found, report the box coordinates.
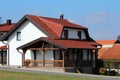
[2,14,87,40]
[98,48,110,59]
[17,37,101,50]
[0,23,15,32]
[27,14,87,38]
[0,45,7,49]
[96,40,116,45]
[100,44,120,60]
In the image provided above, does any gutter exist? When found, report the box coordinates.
[17,48,23,54]
[2,41,10,66]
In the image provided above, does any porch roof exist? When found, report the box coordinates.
[0,45,7,49]
[17,37,101,50]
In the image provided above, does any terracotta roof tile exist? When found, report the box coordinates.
[0,24,15,32]
[98,48,110,59]
[2,14,88,40]
[100,44,120,60]
[96,40,116,45]
[27,14,87,38]
[45,38,100,49]
[17,37,100,50]
[0,45,7,49]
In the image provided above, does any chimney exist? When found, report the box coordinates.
[60,14,64,20]
[6,19,11,25]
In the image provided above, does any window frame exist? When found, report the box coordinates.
[17,32,21,41]
[77,31,81,40]
[63,30,68,39]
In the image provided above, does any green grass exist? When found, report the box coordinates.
[0,70,101,80]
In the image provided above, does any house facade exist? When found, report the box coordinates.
[2,14,100,73]
[0,20,15,65]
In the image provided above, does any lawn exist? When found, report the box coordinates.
[0,70,101,80]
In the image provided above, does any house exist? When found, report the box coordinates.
[96,40,116,48]
[96,40,116,59]
[97,39,120,73]
[1,14,101,73]
[0,20,15,65]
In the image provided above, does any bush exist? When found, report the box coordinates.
[99,68,105,75]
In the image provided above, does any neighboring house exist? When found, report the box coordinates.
[96,40,116,59]
[2,14,100,73]
[97,39,120,72]
[0,20,15,65]
[99,44,120,73]
[96,40,116,48]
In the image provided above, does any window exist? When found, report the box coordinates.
[17,32,21,41]
[77,31,81,39]
[63,30,68,39]
[0,33,4,39]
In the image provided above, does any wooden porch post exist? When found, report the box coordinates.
[22,49,26,67]
[41,42,45,67]
[95,49,98,67]
[41,51,45,67]
[62,50,65,68]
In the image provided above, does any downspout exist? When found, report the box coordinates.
[2,41,10,66]
[17,48,26,67]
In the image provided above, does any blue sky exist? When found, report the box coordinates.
[0,0,120,40]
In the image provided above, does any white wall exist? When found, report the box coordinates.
[7,20,47,66]
[0,42,6,47]
[102,44,113,48]
[62,28,86,39]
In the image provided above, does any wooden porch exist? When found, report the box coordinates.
[23,59,93,68]
[24,60,63,67]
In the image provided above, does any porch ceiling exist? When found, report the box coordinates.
[17,37,100,50]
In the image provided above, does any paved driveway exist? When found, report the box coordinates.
[0,66,120,80]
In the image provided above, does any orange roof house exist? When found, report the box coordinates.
[96,40,117,60]
[1,14,101,74]
[100,44,120,60]
[96,40,116,45]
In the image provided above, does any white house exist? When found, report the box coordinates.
[0,20,15,65]
[2,14,100,73]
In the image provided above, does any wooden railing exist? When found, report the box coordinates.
[65,60,75,67]
[24,60,93,68]
[79,60,92,67]
[64,60,92,67]
[24,60,63,67]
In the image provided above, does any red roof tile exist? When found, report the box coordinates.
[98,48,110,59]
[0,24,15,32]
[43,37,100,49]
[0,45,7,49]
[96,40,116,45]
[2,14,89,40]
[17,37,101,50]
[27,14,87,38]
[100,44,120,60]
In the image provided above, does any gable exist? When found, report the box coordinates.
[1,15,51,40]
[8,20,48,44]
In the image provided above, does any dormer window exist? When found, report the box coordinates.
[77,31,81,39]
[63,30,68,39]
[17,32,21,41]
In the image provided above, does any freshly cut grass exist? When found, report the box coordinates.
[0,70,101,80]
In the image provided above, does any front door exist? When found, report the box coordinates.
[75,50,83,67]
[0,50,7,65]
